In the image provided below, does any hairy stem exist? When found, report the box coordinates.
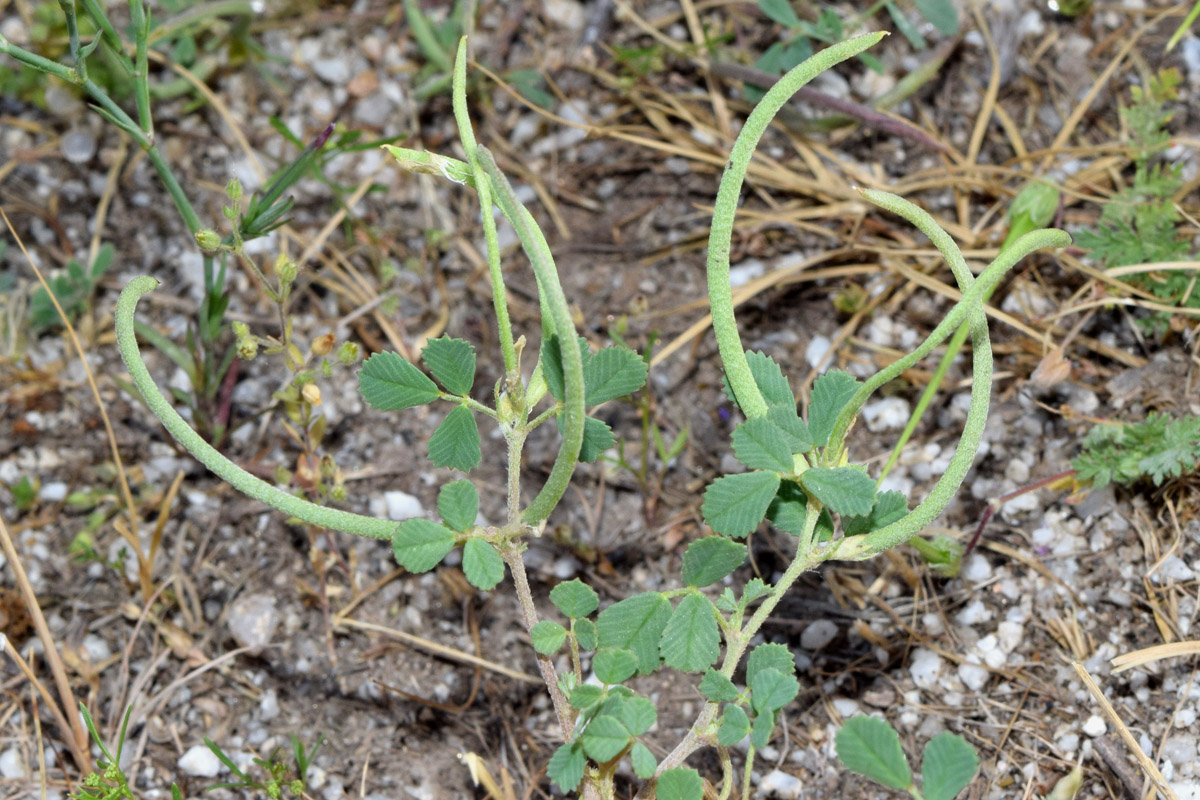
[115,277,398,539]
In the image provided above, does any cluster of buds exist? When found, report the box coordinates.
[232,320,258,360]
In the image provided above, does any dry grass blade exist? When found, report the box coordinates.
[459,752,519,800]
[1073,661,1180,800]
[1112,641,1200,674]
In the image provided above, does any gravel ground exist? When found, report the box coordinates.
[2,1,1200,799]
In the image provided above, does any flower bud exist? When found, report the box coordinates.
[301,383,322,406]
[225,177,243,201]
[275,253,298,287]
[237,337,259,360]
[311,332,335,356]
[337,341,360,365]
[195,228,221,250]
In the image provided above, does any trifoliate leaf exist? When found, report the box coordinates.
[702,471,781,538]
[922,733,979,800]
[575,618,598,650]
[597,592,671,675]
[584,346,648,405]
[749,667,800,714]
[699,669,739,703]
[358,351,439,410]
[530,620,568,654]
[581,715,630,763]
[742,578,770,603]
[800,466,876,516]
[750,709,775,748]
[681,537,747,587]
[547,742,585,793]
[616,695,656,736]
[656,768,703,800]
[722,350,795,412]
[659,593,720,673]
[746,642,796,685]
[732,418,795,473]
[462,539,504,590]
[717,704,751,746]
[420,336,476,396]
[569,684,604,711]
[843,490,909,537]
[630,742,657,779]
[437,480,479,532]
[835,715,913,791]
[593,648,639,685]
[550,578,599,619]
[767,404,813,453]
[808,369,860,447]
[579,416,615,462]
[392,519,455,573]
[428,405,481,472]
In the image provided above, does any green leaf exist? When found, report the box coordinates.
[766,481,809,535]
[428,405,481,472]
[630,742,657,779]
[462,539,504,590]
[758,0,802,29]
[702,471,781,538]
[750,667,800,714]
[800,466,876,517]
[886,1,926,49]
[750,709,775,748]
[914,0,958,34]
[659,593,720,673]
[922,733,979,800]
[593,648,639,684]
[656,768,703,800]
[584,346,648,405]
[732,418,795,473]
[547,743,586,793]
[540,335,588,403]
[437,480,479,532]
[550,578,600,619]
[843,490,909,537]
[391,520,455,572]
[420,336,476,396]
[808,370,860,447]
[581,715,630,762]
[747,350,795,408]
[570,684,605,711]
[699,669,740,703]
[746,642,795,686]
[681,537,748,587]
[743,578,770,604]
[767,405,813,453]
[575,618,598,650]
[579,416,615,462]
[597,593,672,675]
[358,351,440,410]
[835,716,913,791]
[530,620,568,654]
[717,704,751,746]
[617,695,657,736]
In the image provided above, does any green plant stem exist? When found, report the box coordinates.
[707,32,887,420]
[403,0,452,72]
[475,146,585,525]
[505,428,526,525]
[77,0,132,73]
[452,37,517,377]
[740,747,756,800]
[115,277,398,540]
[128,0,153,140]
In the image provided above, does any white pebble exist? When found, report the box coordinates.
[0,747,27,779]
[958,663,989,692]
[311,58,351,85]
[758,769,803,799]
[81,634,111,662]
[831,698,860,718]
[178,745,223,778]
[861,397,911,432]
[259,688,279,722]
[1157,556,1196,583]
[729,259,765,287]
[383,490,423,520]
[805,336,831,368]
[61,129,96,164]
[227,594,279,655]
[800,619,837,651]
[955,600,992,627]
[39,481,68,502]
[908,648,943,690]
[961,554,992,583]
[996,621,1024,653]
[1082,715,1107,737]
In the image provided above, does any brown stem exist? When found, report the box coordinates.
[964,468,1077,557]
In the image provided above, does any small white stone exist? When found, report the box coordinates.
[961,554,992,583]
[1082,715,1107,737]
[0,747,27,779]
[996,621,1024,653]
[805,336,831,368]
[61,129,96,164]
[831,698,860,718]
[383,490,424,520]
[908,648,943,690]
[1157,556,1196,583]
[227,594,279,655]
[959,663,989,692]
[311,58,352,85]
[759,769,803,799]
[81,634,112,663]
[861,397,911,432]
[39,481,69,502]
[178,745,223,778]
[800,619,837,651]
[955,600,992,627]
[729,259,765,287]
[259,688,279,722]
